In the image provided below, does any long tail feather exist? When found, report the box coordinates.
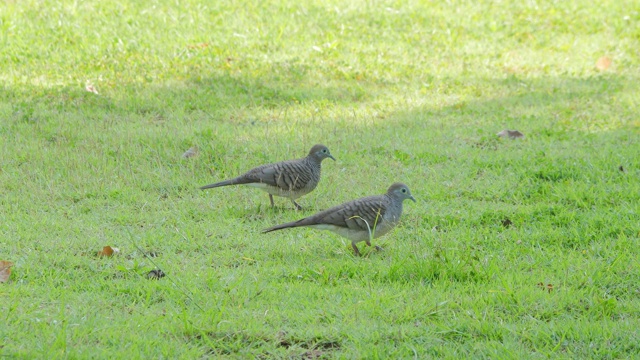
[262,220,304,233]
[199,179,235,190]
[200,176,253,190]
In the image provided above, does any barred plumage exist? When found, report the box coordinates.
[263,183,416,255]
[200,144,335,210]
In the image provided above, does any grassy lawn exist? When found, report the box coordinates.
[1,0,639,358]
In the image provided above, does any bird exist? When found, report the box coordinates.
[263,182,416,255]
[200,144,336,210]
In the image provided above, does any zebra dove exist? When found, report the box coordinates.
[263,182,415,255]
[200,144,335,210]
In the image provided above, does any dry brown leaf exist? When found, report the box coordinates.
[97,246,119,257]
[187,43,209,49]
[182,146,199,159]
[0,261,14,283]
[618,165,625,172]
[536,282,553,293]
[497,129,524,139]
[85,84,99,95]
[596,56,612,71]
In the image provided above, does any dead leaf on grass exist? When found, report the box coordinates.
[537,282,553,293]
[85,84,99,95]
[497,129,524,139]
[618,165,625,172]
[501,218,513,228]
[182,146,199,159]
[0,261,14,283]
[97,246,120,257]
[596,56,612,71]
[187,43,209,49]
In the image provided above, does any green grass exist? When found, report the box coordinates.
[1,0,639,358]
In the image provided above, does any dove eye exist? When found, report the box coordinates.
[401,188,407,193]
[322,149,327,153]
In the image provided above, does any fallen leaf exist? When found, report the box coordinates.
[497,129,524,139]
[182,146,199,159]
[97,246,119,257]
[596,56,612,71]
[147,269,166,280]
[501,218,513,228]
[618,165,625,172]
[85,84,99,95]
[0,261,14,283]
[187,43,209,49]
[536,282,553,293]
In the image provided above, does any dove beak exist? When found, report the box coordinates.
[328,155,336,161]
[409,195,416,202]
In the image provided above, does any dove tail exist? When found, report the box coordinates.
[200,176,253,190]
[262,220,304,233]
[200,180,233,190]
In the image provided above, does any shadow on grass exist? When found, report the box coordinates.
[2,70,369,123]
[392,74,635,132]
[4,65,635,131]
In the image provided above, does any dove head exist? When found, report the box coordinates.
[387,182,416,203]
[308,144,336,162]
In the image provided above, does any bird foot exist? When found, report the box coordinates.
[351,243,361,256]
[374,245,384,252]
